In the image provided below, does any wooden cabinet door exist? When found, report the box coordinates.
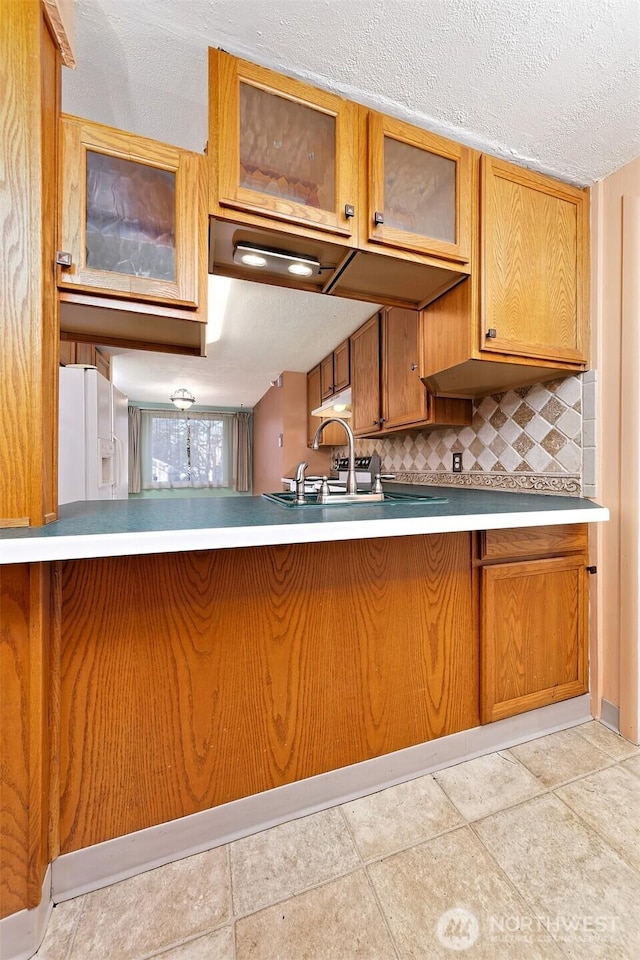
[74,342,96,366]
[59,340,75,365]
[59,116,199,307]
[94,349,111,381]
[481,555,588,723]
[320,354,335,400]
[351,313,382,436]
[367,112,472,263]
[306,366,343,447]
[481,156,588,364]
[333,339,350,392]
[382,307,428,430]
[213,51,358,242]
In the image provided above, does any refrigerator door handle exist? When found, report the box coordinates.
[112,433,124,492]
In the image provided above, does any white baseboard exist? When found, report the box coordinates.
[600,697,620,732]
[0,866,52,960]
[51,694,591,904]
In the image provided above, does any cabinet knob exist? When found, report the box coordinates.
[410,362,418,371]
[56,251,72,267]
[344,204,355,219]
[372,419,379,425]
[374,211,384,226]
[486,328,497,339]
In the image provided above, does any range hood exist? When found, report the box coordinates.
[311,387,352,418]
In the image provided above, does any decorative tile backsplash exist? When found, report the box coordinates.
[339,376,586,496]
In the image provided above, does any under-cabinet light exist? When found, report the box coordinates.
[233,242,321,278]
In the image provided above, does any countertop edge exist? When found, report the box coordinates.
[0,506,610,565]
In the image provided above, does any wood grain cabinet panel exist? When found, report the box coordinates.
[211,49,359,243]
[420,154,589,398]
[58,535,477,852]
[481,156,588,365]
[0,563,51,918]
[480,524,588,561]
[351,309,472,437]
[58,115,200,307]
[320,353,335,400]
[306,365,344,446]
[382,306,429,430]
[351,313,382,436]
[367,112,472,263]
[333,339,350,393]
[481,555,588,723]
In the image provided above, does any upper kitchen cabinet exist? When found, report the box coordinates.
[480,157,588,363]
[365,112,472,263]
[350,309,472,438]
[208,50,470,309]
[58,116,207,356]
[58,116,199,305]
[210,49,358,243]
[420,155,589,398]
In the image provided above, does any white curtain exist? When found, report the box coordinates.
[141,410,233,489]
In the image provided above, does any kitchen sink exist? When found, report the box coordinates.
[262,491,449,508]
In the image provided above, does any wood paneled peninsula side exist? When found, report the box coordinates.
[1,490,607,863]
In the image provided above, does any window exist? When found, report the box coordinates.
[141,411,232,489]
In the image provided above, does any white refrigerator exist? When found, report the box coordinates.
[59,365,129,504]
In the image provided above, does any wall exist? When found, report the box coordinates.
[340,376,584,496]
[593,155,640,742]
[253,372,332,494]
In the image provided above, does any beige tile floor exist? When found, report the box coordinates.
[36,721,640,960]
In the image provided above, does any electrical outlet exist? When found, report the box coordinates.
[452,452,463,473]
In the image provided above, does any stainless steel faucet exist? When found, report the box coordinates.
[312,418,358,495]
[294,461,308,504]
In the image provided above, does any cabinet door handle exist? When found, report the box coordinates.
[344,204,355,219]
[486,328,497,339]
[374,211,384,225]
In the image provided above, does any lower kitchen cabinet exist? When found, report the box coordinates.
[480,526,589,723]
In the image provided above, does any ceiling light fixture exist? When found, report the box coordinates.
[170,388,196,410]
[233,242,321,278]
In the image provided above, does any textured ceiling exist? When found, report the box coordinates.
[111,278,378,407]
[64,0,640,185]
[66,0,640,406]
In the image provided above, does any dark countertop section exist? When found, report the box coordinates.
[0,482,608,567]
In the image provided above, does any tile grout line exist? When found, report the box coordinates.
[571,724,640,761]
[465,819,575,960]
[361,865,402,960]
[336,805,402,960]
[225,843,237,960]
[138,925,234,960]
[551,788,640,878]
[61,894,86,960]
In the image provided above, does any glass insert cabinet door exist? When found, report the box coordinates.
[58,116,199,306]
[367,113,472,263]
[213,51,358,241]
